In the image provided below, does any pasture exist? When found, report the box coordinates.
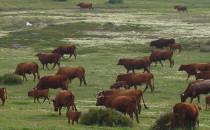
[0,0,210,129]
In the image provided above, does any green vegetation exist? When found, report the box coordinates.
[0,74,23,84]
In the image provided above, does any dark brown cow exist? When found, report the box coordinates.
[52,45,77,59]
[77,3,93,10]
[68,110,82,125]
[34,75,68,90]
[117,58,151,73]
[150,38,175,49]
[178,63,210,81]
[181,80,210,103]
[14,62,40,82]
[96,95,139,123]
[174,5,188,12]
[51,90,77,116]
[0,88,7,106]
[28,89,50,104]
[149,50,174,67]
[205,96,210,110]
[98,89,149,114]
[196,70,210,80]
[55,66,87,86]
[116,73,154,92]
[171,103,200,130]
[35,53,61,70]
[110,81,129,89]
[168,43,181,53]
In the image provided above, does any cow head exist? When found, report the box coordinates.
[195,70,202,80]
[117,59,125,65]
[28,91,34,97]
[180,93,187,102]
[95,95,105,106]
[35,53,41,57]
[52,48,59,54]
[52,100,58,111]
[150,41,156,47]
[178,64,185,71]
[116,74,127,82]
[77,3,83,6]
[174,6,179,9]
[170,38,175,44]
[97,89,105,97]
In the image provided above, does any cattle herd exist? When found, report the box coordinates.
[0,4,210,129]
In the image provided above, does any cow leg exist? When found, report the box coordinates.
[129,112,133,120]
[34,98,36,103]
[83,78,87,86]
[68,117,70,124]
[134,85,137,89]
[148,83,153,93]
[186,74,190,81]
[127,69,129,74]
[57,62,60,69]
[37,98,41,104]
[66,107,70,117]
[51,63,56,70]
[43,97,46,104]
[79,79,82,86]
[59,108,61,116]
[134,110,139,123]
[72,121,74,125]
[69,53,72,59]
[197,95,200,103]
[73,52,77,59]
[62,54,65,58]
[132,69,135,73]
[46,63,50,70]
[159,61,163,67]
[23,74,27,81]
[155,62,157,67]
[42,64,44,69]
[190,97,194,103]
[33,73,36,82]
[138,104,142,114]
[143,85,148,93]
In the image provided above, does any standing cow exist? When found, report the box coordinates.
[168,43,181,53]
[52,45,77,59]
[174,5,188,12]
[150,38,175,49]
[0,88,7,106]
[77,3,93,10]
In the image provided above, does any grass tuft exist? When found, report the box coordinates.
[0,73,23,85]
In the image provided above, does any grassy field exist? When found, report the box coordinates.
[0,0,210,129]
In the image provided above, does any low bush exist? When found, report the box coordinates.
[200,45,210,52]
[0,74,22,84]
[80,108,133,127]
[55,0,67,2]
[108,0,123,4]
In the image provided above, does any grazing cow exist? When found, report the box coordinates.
[14,62,40,82]
[51,90,77,116]
[174,5,188,12]
[116,73,154,92]
[28,89,50,104]
[34,75,68,90]
[0,88,7,106]
[180,80,210,103]
[178,63,210,81]
[97,89,149,114]
[110,81,129,89]
[52,45,77,59]
[96,95,139,123]
[195,70,210,80]
[168,43,181,53]
[68,110,82,125]
[206,96,210,110]
[77,3,93,10]
[56,66,87,86]
[35,53,61,70]
[149,50,174,67]
[171,103,200,130]
[150,38,175,49]
[117,58,151,73]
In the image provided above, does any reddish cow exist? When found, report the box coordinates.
[0,88,7,106]
[174,5,188,12]
[150,38,175,49]
[116,73,154,93]
[181,80,210,103]
[34,75,68,90]
[96,95,139,123]
[56,66,87,86]
[171,103,200,130]
[206,96,210,110]
[68,110,82,125]
[35,53,61,70]
[14,62,40,82]
[149,50,174,67]
[51,90,77,116]
[117,58,151,73]
[52,45,77,59]
[110,81,129,89]
[168,43,181,53]
[196,70,210,80]
[28,89,50,104]
[77,3,93,10]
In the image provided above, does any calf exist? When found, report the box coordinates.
[168,43,181,53]
[171,103,200,130]
[181,80,210,103]
[68,110,82,125]
[28,89,50,104]
[196,70,210,80]
[110,81,129,89]
[174,5,188,12]
[52,45,77,59]
[96,95,139,123]
[0,88,7,106]
[77,3,93,10]
[35,53,61,70]
[206,96,210,110]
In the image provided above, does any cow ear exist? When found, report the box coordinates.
[181,94,184,96]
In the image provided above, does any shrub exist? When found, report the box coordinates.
[1,74,22,84]
[80,108,133,127]
[200,45,210,52]
[108,0,123,4]
[207,40,210,45]
[55,0,67,2]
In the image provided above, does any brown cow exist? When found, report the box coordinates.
[52,45,77,59]
[96,95,139,123]
[77,3,93,10]
[35,53,61,70]
[206,96,210,110]
[150,38,175,49]
[149,50,174,67]
[14,62,40,82]
[28,89,50,104]
[168,43,181,53]
[195,70,210,80]
[68,110,82,125]
[55,66,87,86]
[174,5,188,12]
[117,58,151,73]
[34,75,68,90]
[116,73,154,93]
[97,89,149,114]
[178,63,210,81]
[110,81,129,89]
[51,90,77,116]
[0,88,7,106]
[180,80,210,103]
[171,103,200,130]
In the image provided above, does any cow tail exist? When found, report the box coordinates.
[4,88,8,99]
[141,91,149,109]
